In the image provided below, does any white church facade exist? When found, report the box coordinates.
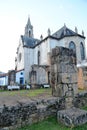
[15,17,86,87]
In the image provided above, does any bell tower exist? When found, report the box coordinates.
[24,16,34,38]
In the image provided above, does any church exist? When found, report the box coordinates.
[15,17,86,88]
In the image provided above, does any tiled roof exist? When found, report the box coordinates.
[52,25,85,39]
[21,35,40,48]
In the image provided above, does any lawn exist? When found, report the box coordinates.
[0,88,52,97]
[17,116,87,130]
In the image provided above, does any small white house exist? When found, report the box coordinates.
[0,73,8,86]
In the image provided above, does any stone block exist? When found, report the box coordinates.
[52,84,63,97]
[61,73,77,83]
[57,63,77,73]
[57,107,87,127]
[65,96,74,109]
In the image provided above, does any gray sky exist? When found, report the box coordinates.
[0,0,87,72]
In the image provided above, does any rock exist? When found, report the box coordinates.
[57,107,87,127]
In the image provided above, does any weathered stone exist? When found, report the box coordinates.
[0,98,58,129]
[0,92,87,129]
[57,107,87,127]
[51,46,78,97]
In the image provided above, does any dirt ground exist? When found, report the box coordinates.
[0,90,52,106]
[0,89,86,107]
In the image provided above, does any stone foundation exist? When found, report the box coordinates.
[57,107,87,127]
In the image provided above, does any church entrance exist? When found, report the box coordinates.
[20,77,24,85]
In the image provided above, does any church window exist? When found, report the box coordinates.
[29,30,31,37]
[20,72,23,75]
[19,53,22,62]
[38,51,40,65]
[69,41,76,56]
[80,42,85,60]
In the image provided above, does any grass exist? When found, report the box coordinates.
[16,116,87,130]
[81,106,87,111]
[0,87,86,98]
[0,88,52,97]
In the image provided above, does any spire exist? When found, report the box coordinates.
[47,28,51,36]
[82,30,84,36]
[24,15,34,38]
[40,35,43,40]
[75,26,78,33]
[27,15,31,26]
[64,23,66,35]
[64,23,66,28]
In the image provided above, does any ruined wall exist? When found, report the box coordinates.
[8,70,16,85]
[0,97,59,130]
[78,67,87,90]
[0,92,87,129]
[78,68,84,89]
[51,46,78,97]
[30,65,50,88]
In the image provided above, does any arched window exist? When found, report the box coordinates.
[80,42,85,60]
[69,41,76,56]
[29,30,31,37]
[38,51,40,65]
[19,53,22,62]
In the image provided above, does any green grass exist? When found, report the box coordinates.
[0,88,52,97]
[81,106,87,111]
[16,116,87,130]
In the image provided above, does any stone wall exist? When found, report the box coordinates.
[51,46,78,97]
[0,97,59,130]
[0,92,87,129]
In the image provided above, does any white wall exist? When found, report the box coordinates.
[33,38,66,66]
[16,39,24,70]
[0,76,8,86]
[34,46,38,64]
[49,38,65,49]
[24,47,34,82]
[16,70,24,84]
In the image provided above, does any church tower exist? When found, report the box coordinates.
[24,17,34,38]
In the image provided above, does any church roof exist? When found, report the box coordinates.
[52,25,85,39]
[21,35,40,48]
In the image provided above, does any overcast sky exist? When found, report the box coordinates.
[0,0,87,72]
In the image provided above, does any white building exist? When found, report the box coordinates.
[0,73,8,86]
[15,17,86,87]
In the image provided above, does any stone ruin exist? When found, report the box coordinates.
[51,46,78,97]
[1,47,87,129]
[51,46,87,127]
